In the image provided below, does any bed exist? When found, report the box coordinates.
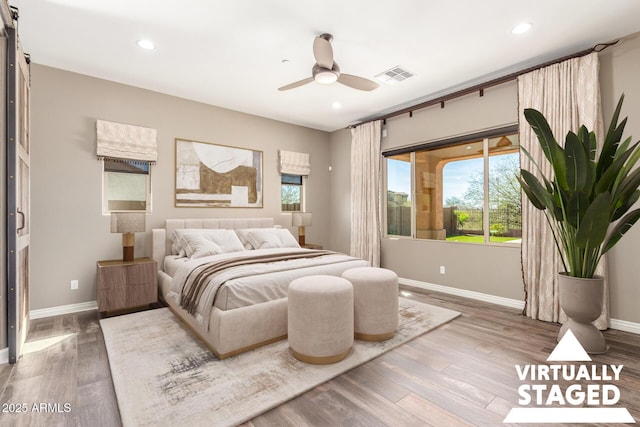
[152,218,369,359]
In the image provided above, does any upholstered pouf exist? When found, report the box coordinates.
[342,267,399,341]
[288,275,354,364]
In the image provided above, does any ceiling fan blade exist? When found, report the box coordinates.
[278,77,314,91]
[337,73,379,91]
[313,36,334,69]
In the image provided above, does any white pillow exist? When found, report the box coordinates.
[275,228,300,248]
[181,233,224,259]
[237,228,281,249]
[234,228,256,250]
[236,228,300,249]
[173,229,245,257]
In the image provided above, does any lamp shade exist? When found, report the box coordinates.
[111,212,146,233]
[292,212,312,227]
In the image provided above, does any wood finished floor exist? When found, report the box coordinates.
[1,287,639,427]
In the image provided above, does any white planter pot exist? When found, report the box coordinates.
[558,273,607,354]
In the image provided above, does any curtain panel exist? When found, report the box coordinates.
[518,52,609,329]
[350,120,382,267]
[96,120,158,163]
[278,150,310,176]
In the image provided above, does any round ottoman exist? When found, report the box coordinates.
[288,275,354,364]
[342,267,399,341]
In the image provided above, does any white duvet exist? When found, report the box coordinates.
[165,248,369,330]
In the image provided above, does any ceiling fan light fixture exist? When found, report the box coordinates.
[315,70,338,84]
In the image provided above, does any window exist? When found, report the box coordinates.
[385,129,521,244]
[281,173,303,212]
[386,154,412,236]
[103,159,151,213]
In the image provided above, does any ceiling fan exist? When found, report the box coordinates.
[278,33,379,92]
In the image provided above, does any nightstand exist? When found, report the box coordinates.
[97,257,157,313]
[303,243,323,250]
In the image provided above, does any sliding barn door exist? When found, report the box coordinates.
[6,25,30,364]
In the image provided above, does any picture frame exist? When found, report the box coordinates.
[175,138,263,208]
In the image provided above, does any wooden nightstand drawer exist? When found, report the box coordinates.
[97,257,157,313]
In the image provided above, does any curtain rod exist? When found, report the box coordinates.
[348,40,618,129]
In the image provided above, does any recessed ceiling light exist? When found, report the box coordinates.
[512,22,532,35]
[136,39,156,50]
[332,101,342,109]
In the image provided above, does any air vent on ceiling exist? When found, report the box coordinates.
[375,65,414,84]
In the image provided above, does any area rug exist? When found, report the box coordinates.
[100,298,460,427]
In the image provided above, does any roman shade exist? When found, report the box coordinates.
[96,120,158,163]
[278,150,310,176]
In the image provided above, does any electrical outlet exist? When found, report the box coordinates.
[439,266,446,275]
[70,280,79,290]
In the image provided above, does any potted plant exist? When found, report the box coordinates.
[519,94,640,353]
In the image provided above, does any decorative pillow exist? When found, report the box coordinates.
[275,228,300,248]
[234,228,256,250]
[236,228,301,249]
[236,228,281,249]
[181,233,224,259]
[173,228,245,257]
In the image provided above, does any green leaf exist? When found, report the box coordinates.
[597,95,627,177]
[594,142,638,195]
[519,169,555,211]
[577,125,597,161]
[565,191,589,229]
[520,146,554,192]
[615,138,640,189]
[603,208,640,254]
[524,108,568,188]
[612,190,640,221]
[575,192,612,250]
[612,167,640,212]
[564,131,588,192]
[614,136,633,161]
[577,127,596,197]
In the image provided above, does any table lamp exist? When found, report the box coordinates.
[111,212,146,262]
[292,212,312,246]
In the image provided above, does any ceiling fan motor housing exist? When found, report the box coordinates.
[313,62,340,84]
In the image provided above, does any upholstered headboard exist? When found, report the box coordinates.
[152,218,275,269]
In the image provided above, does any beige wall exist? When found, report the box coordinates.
[329,128,352,254]
[380,81,524,302]
[29,64,331,311]
[330,32,640,323]
[23,31,640,326]
[599,32,640,324]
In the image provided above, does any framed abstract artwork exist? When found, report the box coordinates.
[175,138,263,208]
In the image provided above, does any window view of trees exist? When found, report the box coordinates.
[385,132,521,244]
[444,151,521,243]
[386,155,412,236]
[281,174,303,211]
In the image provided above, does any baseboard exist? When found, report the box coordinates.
[400,277,525,310]
[610,318,640,335]
[0,347,7,365]
[30,301,98,320]
[400,277,640,334]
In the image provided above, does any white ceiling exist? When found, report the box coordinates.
[10,0,640,132]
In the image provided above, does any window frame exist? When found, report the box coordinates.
[280,173,305,213]
[102,158,152,214]
[383,124,520,246]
